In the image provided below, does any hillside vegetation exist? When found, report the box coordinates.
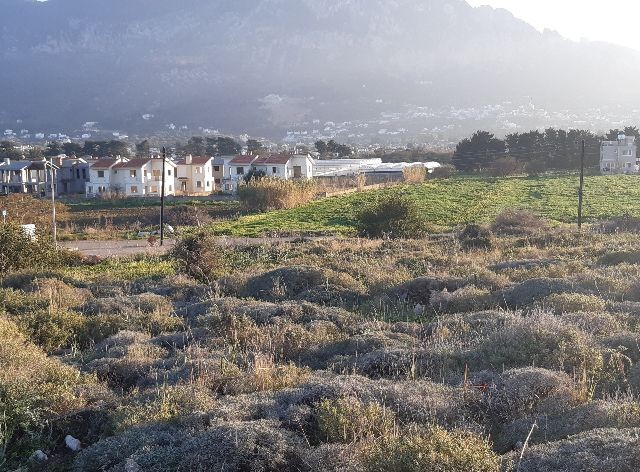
[4,210,640,470]
[215,175,640,236]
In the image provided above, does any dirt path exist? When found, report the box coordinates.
[61,236,331,258]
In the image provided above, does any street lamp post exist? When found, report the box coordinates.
[45,158,58,248]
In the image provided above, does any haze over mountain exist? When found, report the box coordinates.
[1,0,639,141]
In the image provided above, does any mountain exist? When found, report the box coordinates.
[1,0,640,140]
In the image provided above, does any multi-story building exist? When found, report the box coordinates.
[176,155,215,195]
[0,158,58,196]
[85,158,124,197]
[86,157,177,198]
[57,158,91,195]
[601,134,638,174]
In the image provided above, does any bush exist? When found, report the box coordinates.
[458,224,493,250]
[238,177,318,211]
[171,231,230,282]
[356,195,432,239]
[0,316,95,465]
[506,427,640,472]
[543,293,606,314]
[491,209,548,236]
[489,157,523,177]
[524,159,547,177]
[165,205,211,227]
[316,396,395,443]
[402,166,427,184]
[430,165,456,179]
[0,223,70,278]
[364,426,499,472]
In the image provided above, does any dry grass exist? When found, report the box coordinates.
[238,177,318,211]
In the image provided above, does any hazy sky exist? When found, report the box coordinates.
[467,0,640,51]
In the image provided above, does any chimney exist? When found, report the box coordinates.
[186,155,193,165]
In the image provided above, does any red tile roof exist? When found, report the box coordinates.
[252,154,292,165]
[229,154,257,165]
[176,156,213,166]
[90,159,119,169]
[112,158,152,169]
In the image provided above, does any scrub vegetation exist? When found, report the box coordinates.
[4,206,640,470]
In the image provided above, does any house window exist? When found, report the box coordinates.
[206,181,210,187]
[97,170,105,178]
[151,186,158,193]
[168,170,172,176]
[76,169,80,179]
[82,169,87,179]
[214,166,220,172]
[196,167,202,174]
[153,170,161,177]
[87,186,93,194]
[215,178,221,184]
[237,167,244,175]
[272,167,277,174]
[168,185,172,191]
[131,186,138,194]
[196,181,202,188]
[130,170,137,178]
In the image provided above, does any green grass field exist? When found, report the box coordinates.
[213,174,640,237]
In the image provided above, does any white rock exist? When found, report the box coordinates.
[31,450,48,461]
[65,435,82,452]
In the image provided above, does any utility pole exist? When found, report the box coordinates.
[578,139,585,229]
[160,147,166,246]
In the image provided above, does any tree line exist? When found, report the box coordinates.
[452,127,640,174]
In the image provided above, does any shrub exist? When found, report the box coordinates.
[171,232,231,282]
[473,314,603,378]
[402,166,427,184]
[430,165,456,179]
[598,215,640,234]
[543,293,606,314]
[165,205,211,227]
[356,195,432,239]
[238,177,318,211]
[363,425,499,472]
[0,223,70,278]
[488,157,523,177]
[491,209,548,236]
[316,396,396,443]
[507,427,640,472]
[458,224,493,250]
[524,159,547,177]
[0,316,95,465]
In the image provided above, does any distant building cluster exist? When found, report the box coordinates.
[0,153,439,198]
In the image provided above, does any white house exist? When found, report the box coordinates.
[224,154,258,192]
[252,153,315,180]
[86,157,177,198]
[213,155,235,190]
[176,155,214,195]
[111,158,177,197]
[601,134,638,174]
[85,158,125,197]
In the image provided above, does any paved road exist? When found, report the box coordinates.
[61,236,330,258]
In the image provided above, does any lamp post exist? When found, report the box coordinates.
[45,158,57,248]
